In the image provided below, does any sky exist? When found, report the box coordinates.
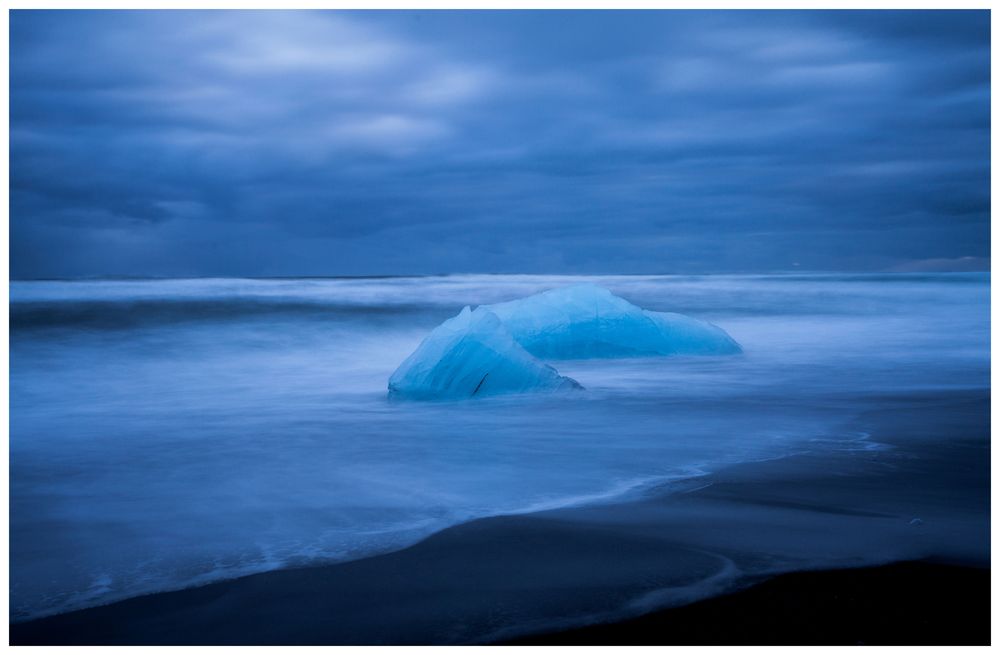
[10,10,990,278]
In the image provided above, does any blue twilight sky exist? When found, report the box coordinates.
[10,10,990,278]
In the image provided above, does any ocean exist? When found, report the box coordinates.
[9,273,990,623]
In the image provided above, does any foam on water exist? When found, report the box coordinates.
[9,273,989,621]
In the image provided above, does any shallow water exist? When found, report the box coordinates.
[9,273,990,621]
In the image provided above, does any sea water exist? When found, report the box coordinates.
[9,273,990,621]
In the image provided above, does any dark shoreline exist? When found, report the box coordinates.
[10,390,990,646]
[10,560,989,646]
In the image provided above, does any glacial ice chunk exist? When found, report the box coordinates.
[485,284,742,359]
[388,306,582,401]
[387,284,741,400]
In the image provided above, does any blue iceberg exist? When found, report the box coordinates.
[388,306,581,400]
[485,284,742,359]
[388,284,740,400]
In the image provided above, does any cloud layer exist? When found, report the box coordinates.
[10,10,990,277]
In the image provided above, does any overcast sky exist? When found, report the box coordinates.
[10,10,990,278]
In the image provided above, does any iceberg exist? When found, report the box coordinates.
[387,284,741,400]
[388,306,581,401]
[485,284,742,359]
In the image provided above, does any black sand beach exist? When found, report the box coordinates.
[10,390,989,645]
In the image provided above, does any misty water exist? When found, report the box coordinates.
[9,273,990,621]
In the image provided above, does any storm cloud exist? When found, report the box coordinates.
[10,10,990,277]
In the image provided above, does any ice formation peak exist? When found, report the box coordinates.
[387,306,581,401]
[485,283,742,359]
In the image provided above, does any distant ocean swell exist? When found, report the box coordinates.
[10,299,434,330]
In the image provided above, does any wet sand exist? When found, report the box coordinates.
[10,390,989,645]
